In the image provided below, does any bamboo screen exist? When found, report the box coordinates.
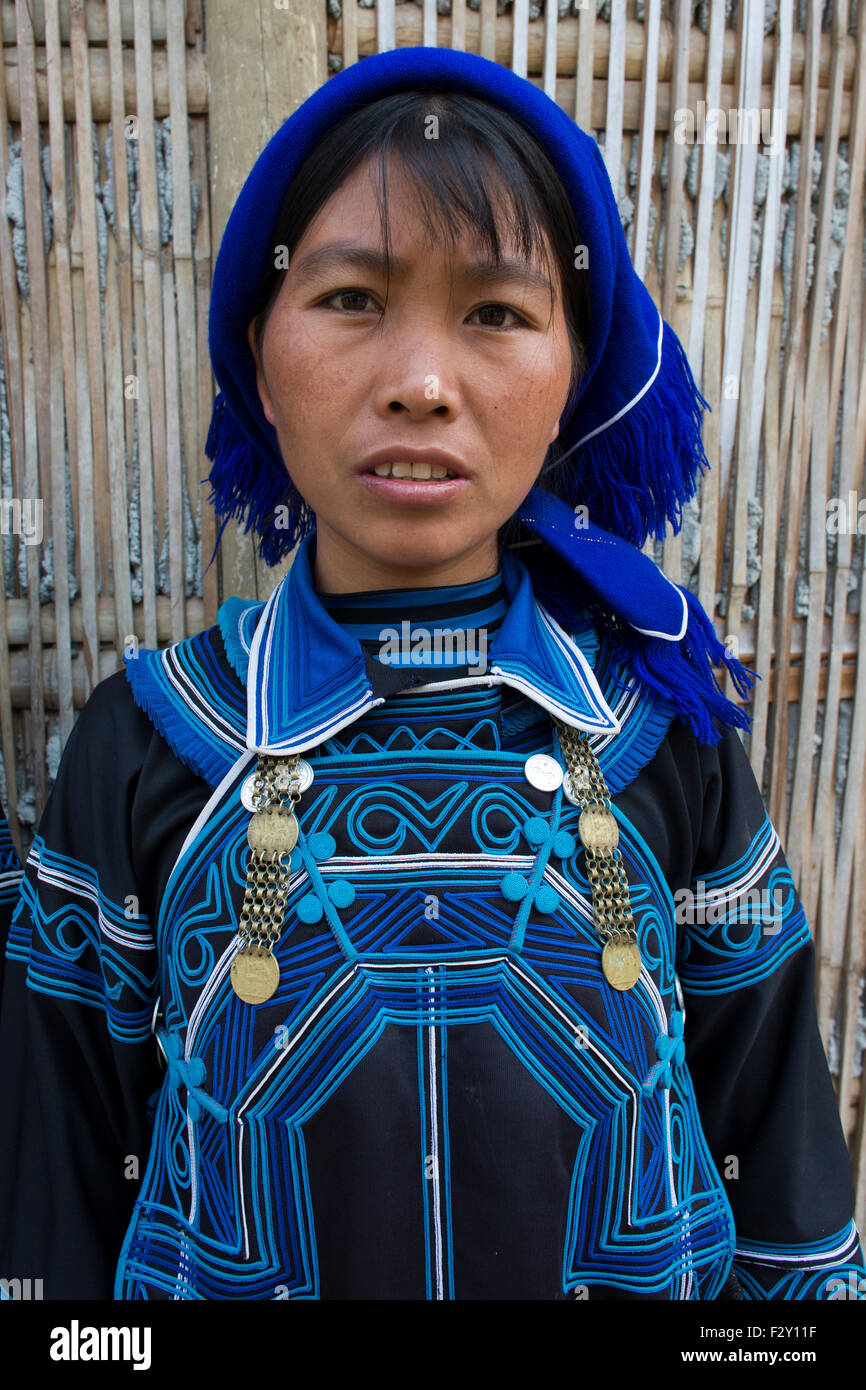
[0,0,864,1219]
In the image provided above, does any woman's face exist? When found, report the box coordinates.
[248,154,574,591]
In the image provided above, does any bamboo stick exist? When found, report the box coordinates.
[742,1,793,778]
[479,0,496,65]
[602,0,627,204]
[809,232,863,942]
[4,642,157,704]
[377,0,395,56]
[162,252,185,644]
[329,8,859,94]
[105,0,138,644]
[167,0,196,642]
[342,0,358,66]
[540,0,557,101]
[132,0,168,645]
[14,0,48,813]
[770,0,824,826]
[830,321,866,945]
[657,1,691,590]
[69,0,110,592]
[749,284,784,786]
[0,1,26,847]
[683,0,722,369]
[423,0,437,53]
[697,202,725,636]
[512,0,529,78]
[722,280,757,705]
[44,0,78,746]
[103,134,133,671]
[572,0,594,132]
[717,0,763,506]
[630,0,661,282]
[787,342,829,890]
[1,45,208,122]
[3,594,204,644]
[191,116,216,631]
[1,1,170,45]
[68,155,100,693]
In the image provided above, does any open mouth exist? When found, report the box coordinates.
[367,461,459,480]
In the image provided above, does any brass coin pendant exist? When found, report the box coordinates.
[247,807,299,854]
[231,944,280,1004]
[601,939,642,991]
[563,768,592,807]
[579,805,619,852]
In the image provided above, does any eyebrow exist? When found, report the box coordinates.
[290,243,556,297]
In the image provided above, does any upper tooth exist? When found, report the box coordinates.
[370,460,454,479]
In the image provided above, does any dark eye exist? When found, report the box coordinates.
[470,304,526,329]
[321,289,379,313]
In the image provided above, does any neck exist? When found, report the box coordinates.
[311,526,501,593]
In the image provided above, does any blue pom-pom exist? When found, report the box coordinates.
[308,832,336,862]
[501,872,529,902]
[534,884,560,914]
[328,879,355,908]
[297,893,324,924]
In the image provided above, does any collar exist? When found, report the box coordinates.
[245,537,621,755]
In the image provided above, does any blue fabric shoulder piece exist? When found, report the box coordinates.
[123,624,247,789]
[217,595,264,683]
[592,642,679,796]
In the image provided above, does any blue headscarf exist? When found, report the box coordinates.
[203,46,756,743]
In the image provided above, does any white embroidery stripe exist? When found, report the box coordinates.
[162,646,245,748]
[24,845,153,949]
[426,967,445,1300]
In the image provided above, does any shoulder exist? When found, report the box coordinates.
[121,610,251,788]
[49,669,160,792]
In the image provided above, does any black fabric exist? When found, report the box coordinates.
[0,662,860,1300]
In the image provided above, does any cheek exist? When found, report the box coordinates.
[267,321,358,434]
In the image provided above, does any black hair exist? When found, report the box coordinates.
[250,87,591,410]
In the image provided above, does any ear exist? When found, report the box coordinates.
[247,318,275,426]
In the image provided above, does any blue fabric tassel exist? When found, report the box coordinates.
[603,587,759,745]
[525,548,757,745]
[202,392,311,572]
[545,320,712,548]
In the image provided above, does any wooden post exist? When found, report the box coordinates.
[205,0,327,605]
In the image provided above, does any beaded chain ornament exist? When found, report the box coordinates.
[551,718,642,990]
[230,756,302,1004]
[230,720,642,1004]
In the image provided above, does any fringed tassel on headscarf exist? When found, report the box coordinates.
[202,392,310,570]
[607,587,759,745]
[553,320,713,548]
[524,545,759,745]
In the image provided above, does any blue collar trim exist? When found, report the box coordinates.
[122,585,676,797]
[242,538,621,754]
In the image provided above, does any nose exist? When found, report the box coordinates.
[372,313,461,420]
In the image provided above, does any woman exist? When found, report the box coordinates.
[0,45,862,1301]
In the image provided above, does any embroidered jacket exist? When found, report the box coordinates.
[0,541,862,1300]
